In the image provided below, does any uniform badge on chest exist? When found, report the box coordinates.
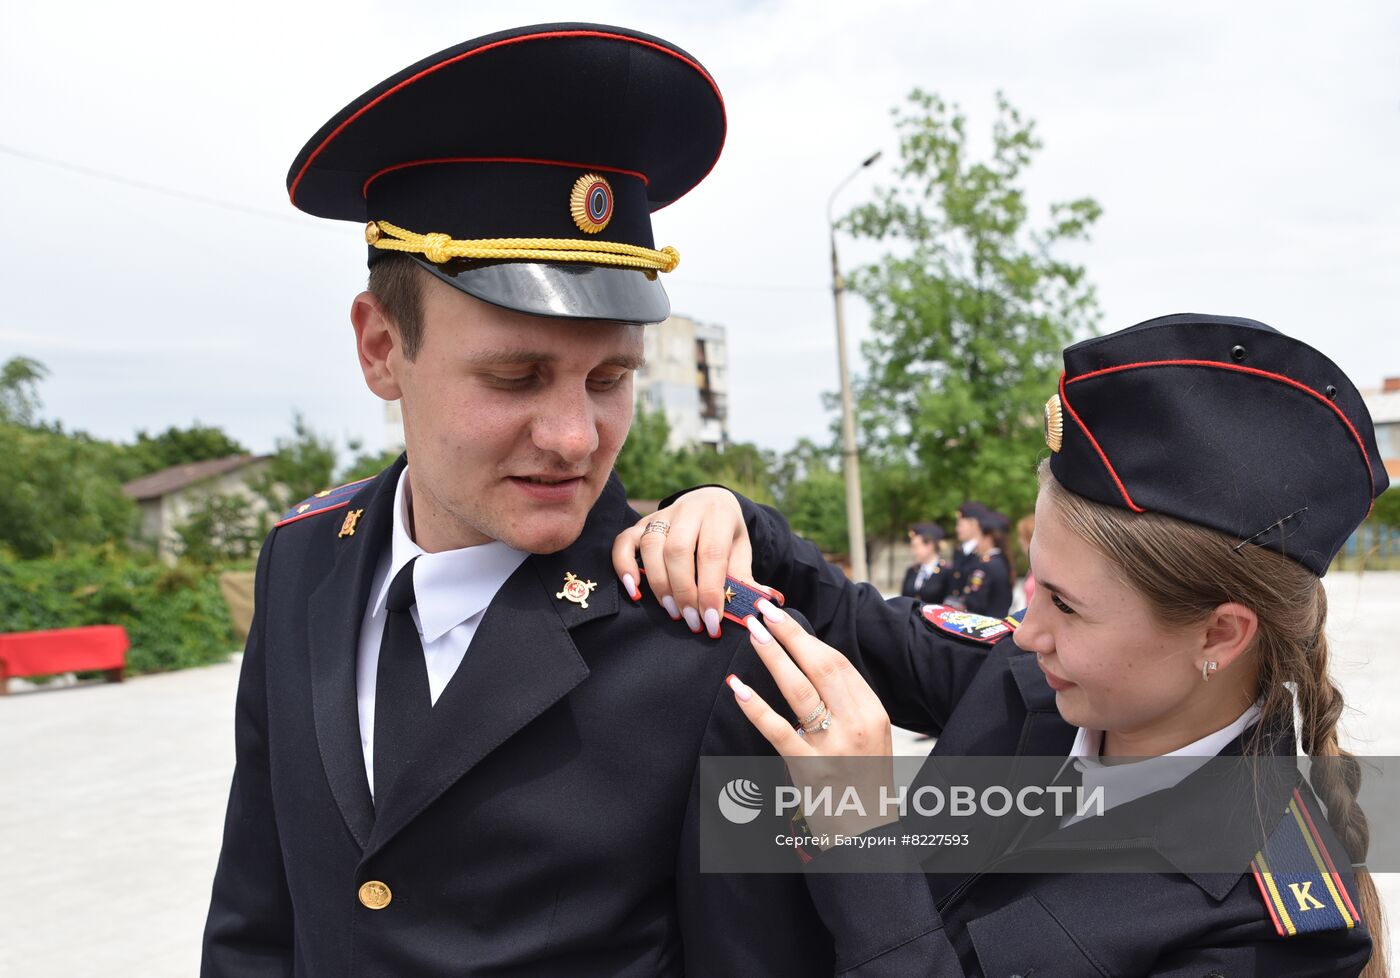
[556,572,598,609]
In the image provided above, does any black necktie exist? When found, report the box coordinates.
[373,558,432,803]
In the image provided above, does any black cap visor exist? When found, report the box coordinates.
[414,257,670,325]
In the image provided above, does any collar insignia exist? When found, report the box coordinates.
[557,572,598,609]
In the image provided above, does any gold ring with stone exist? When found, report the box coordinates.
[800,703,833,734]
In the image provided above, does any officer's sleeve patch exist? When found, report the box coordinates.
[1250,788,1359,936]
[275,476,375,527]
[920,605,1022,645]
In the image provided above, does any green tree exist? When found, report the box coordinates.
[128,423,250,477]
[0,356,48,427]
[771,440,849,555]
[251,412,338,519]
[173,491,264,566]
[843,90,1101,534]
[614,406,698,499]
[340,441,403,484]
[0,424,138,558]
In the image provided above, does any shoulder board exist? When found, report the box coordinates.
[634,568,784,633]
[1250,788,1359,937]
[920,605,1023,645]
[276,476,375,527]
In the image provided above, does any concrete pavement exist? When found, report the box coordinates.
[2,571,1396,976]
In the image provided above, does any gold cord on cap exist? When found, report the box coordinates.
[365,220,679,273]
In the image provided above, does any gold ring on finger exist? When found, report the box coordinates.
[798,701,827,727]
[801,706,834,734]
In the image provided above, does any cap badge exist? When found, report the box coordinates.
[556,571,598,609]
[1044,393,1064,453]
[338,508,364,538]
[570,174,614,235]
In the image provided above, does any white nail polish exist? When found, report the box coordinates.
[661,595,680,620]
[746,616,773,645]
[703,608,721,637]
[622,573,638,599]
[727,674,753,702]
[755,598,785,623]
[682,606,702,632]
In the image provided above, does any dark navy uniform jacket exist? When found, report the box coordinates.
[960,549,1012,620]
[901,561,951,605]
[735,493,1372,978]
[201,457,832,977]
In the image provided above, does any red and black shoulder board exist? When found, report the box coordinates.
[275,476,374,527]
[920,605,1024,645]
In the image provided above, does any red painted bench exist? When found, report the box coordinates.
[0,625,130,695]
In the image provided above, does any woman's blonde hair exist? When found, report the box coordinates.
[1039,460,1385,973]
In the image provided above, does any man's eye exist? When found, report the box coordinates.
[487,374,535,388]
[588,375,626,391]
[1051,594,1076,616]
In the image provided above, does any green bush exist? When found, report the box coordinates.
[0,546,235,676]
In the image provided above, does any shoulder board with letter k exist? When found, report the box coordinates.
[1251,788,1359,937]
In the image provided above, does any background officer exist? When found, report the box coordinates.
[900,521,950,603]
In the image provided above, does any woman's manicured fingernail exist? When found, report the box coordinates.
[755,598,785,623]
[683,606,702,633]
[727,673,752,702]
[703,608,721,638]
[746,616,773,645]
[622,573,640,601]
[661,595,680,620]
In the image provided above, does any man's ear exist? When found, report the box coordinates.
[1201,602,1259,676]
[351,290,404,401]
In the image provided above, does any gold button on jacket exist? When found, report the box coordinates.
[358,881,392,910]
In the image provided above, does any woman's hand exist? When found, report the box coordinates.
[611,487,753,638]
[727,599,896,839]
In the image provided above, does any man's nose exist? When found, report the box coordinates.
[530,386,600,463]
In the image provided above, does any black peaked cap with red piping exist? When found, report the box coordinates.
[286,24,726,324]
[1047,313,1387,575]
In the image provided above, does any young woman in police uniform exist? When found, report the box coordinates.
[616,313,1386,977]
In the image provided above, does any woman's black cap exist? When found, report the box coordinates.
[286,24,725,324]
[1045,313,1387,575]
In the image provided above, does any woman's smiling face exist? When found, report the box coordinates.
[1012,490,1207,745]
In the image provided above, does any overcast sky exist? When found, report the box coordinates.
[2,0,1396,460]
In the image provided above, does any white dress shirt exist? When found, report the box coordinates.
[913,560,940,590]
[355,467,527,798]
[1060,700,1263,825]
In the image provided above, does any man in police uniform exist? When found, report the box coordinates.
[201,25,831,977]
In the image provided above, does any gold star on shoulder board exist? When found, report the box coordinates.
[723,586,737,604]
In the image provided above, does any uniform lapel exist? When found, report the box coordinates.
[305,457,404,850]
[362,475,628,857]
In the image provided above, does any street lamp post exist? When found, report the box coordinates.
[828,151,880,582]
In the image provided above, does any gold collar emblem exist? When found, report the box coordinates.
[556,572,598,609]
[338,508,364,538]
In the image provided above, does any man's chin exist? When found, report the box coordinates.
[496,504,593,555]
